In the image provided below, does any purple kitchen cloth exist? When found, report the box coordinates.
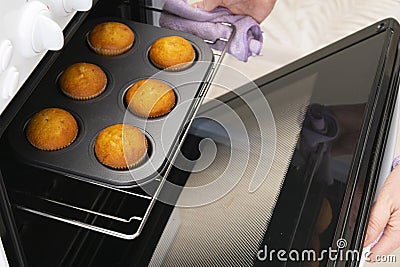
[392,155,400,170]
[298,104,339,185]
[159,0,263,62]
[302,104,339,148]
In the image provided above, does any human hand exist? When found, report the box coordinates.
[191,0,276,23]
[364,165,400,261]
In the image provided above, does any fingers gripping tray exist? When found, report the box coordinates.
[6,18,214,187]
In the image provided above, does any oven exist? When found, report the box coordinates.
[0,1,399,267]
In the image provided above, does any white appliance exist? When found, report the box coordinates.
[0,0,91,115]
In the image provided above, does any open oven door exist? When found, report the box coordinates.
[149,18,400,267]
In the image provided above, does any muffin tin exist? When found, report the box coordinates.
[7,17,214,187]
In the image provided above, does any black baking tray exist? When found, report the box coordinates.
[6,17,214,187]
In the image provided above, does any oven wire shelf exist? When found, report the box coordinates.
[12,16,236,240]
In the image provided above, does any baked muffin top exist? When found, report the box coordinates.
[94,124,147,169]
[149,36,195,70]
[60,62,107,100]
[125,79,176,118]
[26,108,78,151]
[88,21,135,56]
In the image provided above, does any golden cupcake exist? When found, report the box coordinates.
[60,62,107,100]
[315,198,333,234]
[149,36,195,71]
[94,124,147,169]
[88,21,135,56]
[125,79,175,118]
[26,108,78,151]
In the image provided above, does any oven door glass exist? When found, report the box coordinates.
[149,23,398,266]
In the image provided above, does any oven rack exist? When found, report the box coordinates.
[12,19,236,240]
[12,180,161,240]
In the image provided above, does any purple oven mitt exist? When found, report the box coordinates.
[302,104,339,148]
[159,0,263,62]
[301,104,339,185]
